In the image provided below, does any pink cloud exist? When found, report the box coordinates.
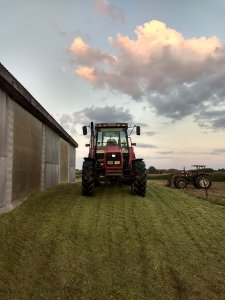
[70,37,117,66]
[93,0,125,24]
[71,20,224,92]
[75,66,98,84]
[69,20,225,126]
[109,20,222,72]
[70,37,89,54]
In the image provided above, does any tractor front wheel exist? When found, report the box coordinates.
[167,174,175,187]
[131,160,147,197]
[82,159,95,196]
[174,177,187,189]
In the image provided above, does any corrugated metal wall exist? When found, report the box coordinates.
[0,88,7,207]
[69,145,75,183]
[0,76,77,211]
[60,138,69,183]
[12,102,42,201]
[5,98,14,206]
[0,88,7,156]
[45,126,59,189]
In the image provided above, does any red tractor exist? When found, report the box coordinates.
[82,122,147,197]
[167,165,212,189]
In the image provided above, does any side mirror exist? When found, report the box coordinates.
[136,126,140,135]
[82,126,87,135]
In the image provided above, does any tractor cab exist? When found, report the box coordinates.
[96,124,128,149]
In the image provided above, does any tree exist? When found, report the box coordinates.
[148,166,157,174]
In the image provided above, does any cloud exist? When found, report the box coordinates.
[194,106,225,130]
[75,66,98,83]
[158,151,174,154]
[50,21,67,37]
[143,131,156,136]
[57,105,133,136]
[69,20,225,129]
[137,143,158,149]
[80,105,133,123]
[93,0,125,24]
[211,148,225,155]
[70,37,117,66]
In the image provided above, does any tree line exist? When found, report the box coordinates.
[148,166,225,174]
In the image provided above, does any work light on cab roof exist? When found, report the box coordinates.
[81,122,147,197]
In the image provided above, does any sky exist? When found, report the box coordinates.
[1,0,225,170]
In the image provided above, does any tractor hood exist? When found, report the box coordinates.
[105,145,122,153]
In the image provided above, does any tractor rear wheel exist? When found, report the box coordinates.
[131,160,147,197]
[174,177,187,189]
[195,175,212,189]
[82,159,95,196]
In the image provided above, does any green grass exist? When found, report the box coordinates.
[1,183,225,299]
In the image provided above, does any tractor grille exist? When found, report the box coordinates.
[106,153,122,166]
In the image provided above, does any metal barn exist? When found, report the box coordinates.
[0,63,78,213]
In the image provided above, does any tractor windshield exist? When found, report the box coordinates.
[96,128,128,149]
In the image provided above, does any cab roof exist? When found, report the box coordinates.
[95,123,128,128]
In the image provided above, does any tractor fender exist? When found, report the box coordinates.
[131,158,144,174]
[84,157,96,162]
[131,158,143,169]
[131,158,143,164]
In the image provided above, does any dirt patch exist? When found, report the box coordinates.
[150,180,225,206]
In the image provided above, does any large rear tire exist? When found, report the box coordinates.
[82,159,95,196]
[195,175,212,189]
[131,160,147,197]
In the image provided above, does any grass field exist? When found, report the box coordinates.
[1,182,225,299]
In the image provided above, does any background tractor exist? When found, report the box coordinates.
[82,122,147,197]
[167,165,212,189]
